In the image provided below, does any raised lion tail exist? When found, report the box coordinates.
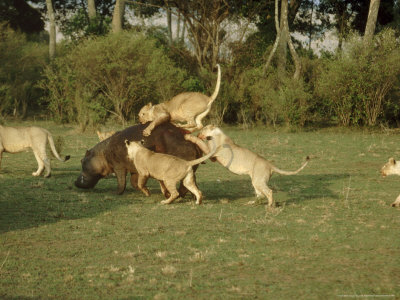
[208,64,221,105]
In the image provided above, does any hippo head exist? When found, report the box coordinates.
[74,149,106,189]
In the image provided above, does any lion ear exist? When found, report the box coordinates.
[389,157,396,165]
[147,102,153,107]
[125,139,130,146]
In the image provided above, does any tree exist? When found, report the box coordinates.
[0,0,44,35]
[264,0,301,80]
[46,0,56,59]
[364,0,380,44]
[112,0,125,33]
[88,0,96,19]
[317,0,394,50]
[167,0,230,69]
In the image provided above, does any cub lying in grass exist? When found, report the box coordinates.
[185,125,309,207]
[125,137,216,205]
[380,157,400,207]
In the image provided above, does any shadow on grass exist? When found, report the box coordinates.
[0,172,146,234]
[274,173,350,205]
[0,170,348,233]
[199,173,349,206]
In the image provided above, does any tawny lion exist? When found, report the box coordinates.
[0,125,70,177]
[380,157,400,207]
[139,64,221,136]
[185,125,309,206]
[125,137,216,205]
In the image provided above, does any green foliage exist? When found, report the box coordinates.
[60,8,111,42]
[40,32,186,130]
[234,67,312,128]
[0,0,44,34]
[181,77,205,92]
[0,23,47,118]
[316,29,400,126]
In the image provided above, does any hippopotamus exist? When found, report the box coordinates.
[75,122,201,196]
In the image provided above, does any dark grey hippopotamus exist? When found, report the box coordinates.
[75,122,201,196]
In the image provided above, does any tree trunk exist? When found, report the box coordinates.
[364,0,380,44]
[308,0,314,51]
[112,0,125,33]
[181,20,186,42]
[284,1,301,80]
[88,0,96,20]
[176,12,181,42]
[263,0,280,75]
[264,0,301,79]
[277,0,288,75]
[46,0,56,59]
[167,8,172,44]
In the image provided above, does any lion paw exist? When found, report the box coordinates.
[143,128,151,137]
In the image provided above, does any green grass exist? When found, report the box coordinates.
[1,121,399,299]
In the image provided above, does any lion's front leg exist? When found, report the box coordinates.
[137,174,150,196]
[143,113,170,137]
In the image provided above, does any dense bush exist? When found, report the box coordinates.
[2,22,400,130]
[0,23,47,119]
[224,67,312,127]
[40,31,186,131]
[316,29,400,126]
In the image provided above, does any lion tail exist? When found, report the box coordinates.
[208,64,221,105]
[47,133,71,162]
[271,156,310,176]
[188,137,217,166]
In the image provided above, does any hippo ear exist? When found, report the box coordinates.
[389,157,396,165]
[85,150,90,156]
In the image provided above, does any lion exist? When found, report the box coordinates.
[125,137,216,205]
[138,64,221,137]
[0,125,70,177]
[380,157,400,207]
[184,125,309,207]
[96,130,116,141]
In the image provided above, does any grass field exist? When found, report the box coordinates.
[1,121,399,299]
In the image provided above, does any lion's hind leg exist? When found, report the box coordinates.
[193,107,211,131]
[182,170,202,205]
[161,180,180,205]
[251,173,274,207]
[32,138,51,177]
[32,150,46,177]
